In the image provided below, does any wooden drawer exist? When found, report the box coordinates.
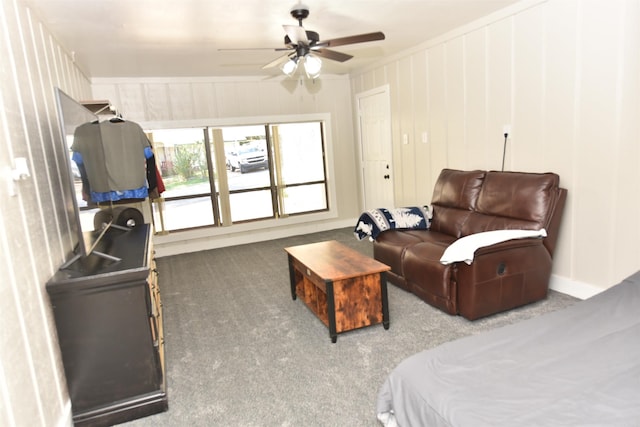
[290,256,326,293]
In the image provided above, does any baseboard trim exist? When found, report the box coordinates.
[549,274,604,300]
[154,218,356,258]
[56,400,73,427]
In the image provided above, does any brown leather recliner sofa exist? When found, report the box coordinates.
[373,169,567,320]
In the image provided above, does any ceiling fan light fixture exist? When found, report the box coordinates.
[303,54,322,79]
[282,57,298,76]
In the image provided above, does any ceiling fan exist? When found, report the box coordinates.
[261,4,386,77]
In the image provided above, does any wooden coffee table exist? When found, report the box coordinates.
[284,240,391,343]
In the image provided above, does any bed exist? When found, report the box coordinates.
[377,270,640,427]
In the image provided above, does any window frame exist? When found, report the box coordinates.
[140,113,338,234]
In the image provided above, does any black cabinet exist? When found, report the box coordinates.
[47,224,167,426]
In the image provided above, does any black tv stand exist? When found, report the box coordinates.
[47,224,167,426]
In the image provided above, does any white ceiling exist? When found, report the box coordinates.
[23,0,520,78]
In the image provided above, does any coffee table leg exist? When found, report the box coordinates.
[287,255,297,300]
[381,272,390,330]
[326,281,337,343]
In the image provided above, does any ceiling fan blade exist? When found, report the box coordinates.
[312,48,353,63]
[262,54,293,69]
[283,25,309,45]
[317,31,385,48]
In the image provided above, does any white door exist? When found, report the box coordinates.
[357,86,394,210]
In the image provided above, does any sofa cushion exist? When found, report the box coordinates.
[430,169,486,237]
[402,236,458,314]
[373,231,426,277]
[476,171,559,224]
[461,212,540,235]
[462,171,560,236]
[431,169,486,209]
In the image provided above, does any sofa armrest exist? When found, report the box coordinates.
[471,236,547,257]
[440,229,547,265]
[456,240,553,319]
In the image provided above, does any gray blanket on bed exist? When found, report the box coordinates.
[377,270,640,427]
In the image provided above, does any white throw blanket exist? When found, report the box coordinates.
[440,229,547,265]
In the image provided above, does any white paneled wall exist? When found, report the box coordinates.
[351,0,640,291]
[1,0,91,425]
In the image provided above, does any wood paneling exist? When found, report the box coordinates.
[167,83,195,120]
[512,5,545,170]
[445,37,466,170]
[1,1,92,425]
[465,28,489,168]
[486,18,513,172]
[144,83,170,121]
[351,0,640,290]
[427,45,448,186]
[118,83,146,122]
[398,55,415,205]
[572,2,629,285]
[411,51,430,203]
[611,0,640,278]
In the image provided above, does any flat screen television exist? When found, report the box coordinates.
[54,87,120,268]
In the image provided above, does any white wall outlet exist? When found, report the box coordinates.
[402,133,409,145]
[503,124,512,137]
[421,131,429,144]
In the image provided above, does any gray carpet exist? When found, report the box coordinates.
[119,227,578,427]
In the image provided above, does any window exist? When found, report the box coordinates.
[149,128,215,231]
[218,124,274,223]
[271,122,328,215]
[148,118,330,233]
